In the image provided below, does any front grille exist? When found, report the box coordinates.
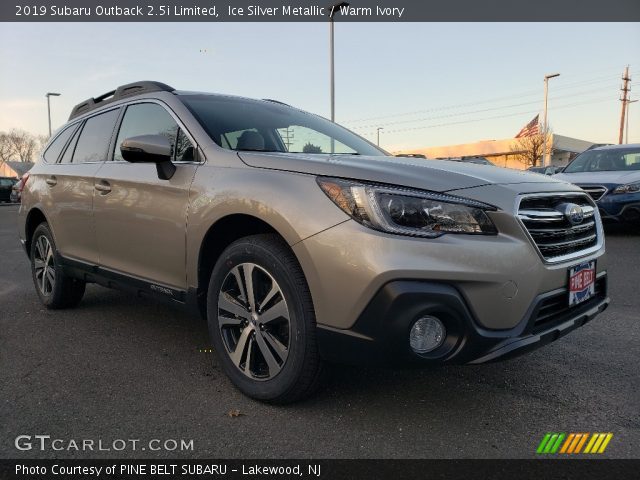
[579,185,607,201]
[532,276,607,329]
[518,193,600,262]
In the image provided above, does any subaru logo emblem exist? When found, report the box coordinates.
[559,203,584,225]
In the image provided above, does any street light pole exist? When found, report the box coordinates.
[46,92,61,137]
[376,127,383,146]
[626,99,638,144]
[328,2,349,123]
[542,73,560,167]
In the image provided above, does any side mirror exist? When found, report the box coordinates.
[120,135,176,180]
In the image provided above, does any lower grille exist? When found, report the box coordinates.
[533,276,607,329]
[579,185,607,201]
[518,193,600,262]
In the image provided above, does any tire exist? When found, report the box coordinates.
[30,223,86,309]
[206,234,324,403]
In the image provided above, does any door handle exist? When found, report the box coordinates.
[94,180,112,194]
[45,176,57,187]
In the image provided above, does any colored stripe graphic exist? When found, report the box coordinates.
[537,433,552,454]
[598,433,613,453]
[574,433,589,453]
[560,434,575,454]
[538,433,613,454]
[550,433,565,453]
[567,433,582,454]
[585,433,614,454]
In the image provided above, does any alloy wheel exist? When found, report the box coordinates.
[218,263,290,380]
[33,235,55,296]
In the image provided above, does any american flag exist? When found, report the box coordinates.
[515,114,540,138]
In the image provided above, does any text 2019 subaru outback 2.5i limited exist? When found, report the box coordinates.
[18,81,610,403]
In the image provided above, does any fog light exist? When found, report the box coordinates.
[409,316,445,353]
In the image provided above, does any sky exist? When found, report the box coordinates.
[0,22,639,152]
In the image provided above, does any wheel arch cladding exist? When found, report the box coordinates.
[197,214,293,314]
[25,207,49,255]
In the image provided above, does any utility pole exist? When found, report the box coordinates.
[626,98,638,144]
[618,66,631,144]
[279,127,294,150]
[542,73,560,167]
[328,2,349,155]
[376,127,383,146]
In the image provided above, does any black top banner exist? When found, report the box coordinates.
[2,0,640,22]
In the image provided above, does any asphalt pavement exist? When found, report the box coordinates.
[0,204,638,459]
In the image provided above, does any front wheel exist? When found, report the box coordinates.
[30,223,86,309]
[206,234,323,403]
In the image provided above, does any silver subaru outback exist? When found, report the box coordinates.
[18,81,609,403]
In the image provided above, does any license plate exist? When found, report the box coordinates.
[568,261,596,307]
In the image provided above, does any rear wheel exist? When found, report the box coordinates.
[30,223,86,309]
[206,234,323,403]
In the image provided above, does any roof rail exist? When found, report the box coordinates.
[262,98,291,106]
[68,81,175,120]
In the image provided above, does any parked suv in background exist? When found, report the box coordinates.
[18,81,610,403]
[554,144,640,224]
[0,177,17,202]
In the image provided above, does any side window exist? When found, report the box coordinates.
[114,103,183,162]
[72,109,120,163]
[175,129,195,162]
[43,123,78,163]
[59,124,82,164]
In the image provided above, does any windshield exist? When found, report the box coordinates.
[180,95,385,156]
[564,147,640,173]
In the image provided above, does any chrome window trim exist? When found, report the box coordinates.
[515,191,604,265]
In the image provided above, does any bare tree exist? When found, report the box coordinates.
[0,132,13,163]
[510,127,553,168]
[0,129,39,162]
[35,134,48,159]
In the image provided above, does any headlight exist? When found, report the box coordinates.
[317,177,497,238]
[612,182,640,194]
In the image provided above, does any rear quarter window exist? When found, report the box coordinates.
[42,123,78,163]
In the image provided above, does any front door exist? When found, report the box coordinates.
[92,101,198,291]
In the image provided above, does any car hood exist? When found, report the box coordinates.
[554,170,640,186]
[238,152,562,192]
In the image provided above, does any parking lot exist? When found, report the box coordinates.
[0,203,638,459]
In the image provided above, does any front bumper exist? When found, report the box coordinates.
[317,274,609,366]
[598,199,640,223]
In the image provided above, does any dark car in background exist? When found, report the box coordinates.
[554,144,640,224]
[0,177,17,202]
[10,174,28,203]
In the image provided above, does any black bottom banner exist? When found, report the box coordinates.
[1,459,638,480]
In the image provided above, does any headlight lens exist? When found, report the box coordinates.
[317,177,497,238]
[612,182,640,194]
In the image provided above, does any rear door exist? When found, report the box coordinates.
[40,109,120,264]
[92,101,198,292]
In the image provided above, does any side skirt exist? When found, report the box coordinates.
[58,256,202,316]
